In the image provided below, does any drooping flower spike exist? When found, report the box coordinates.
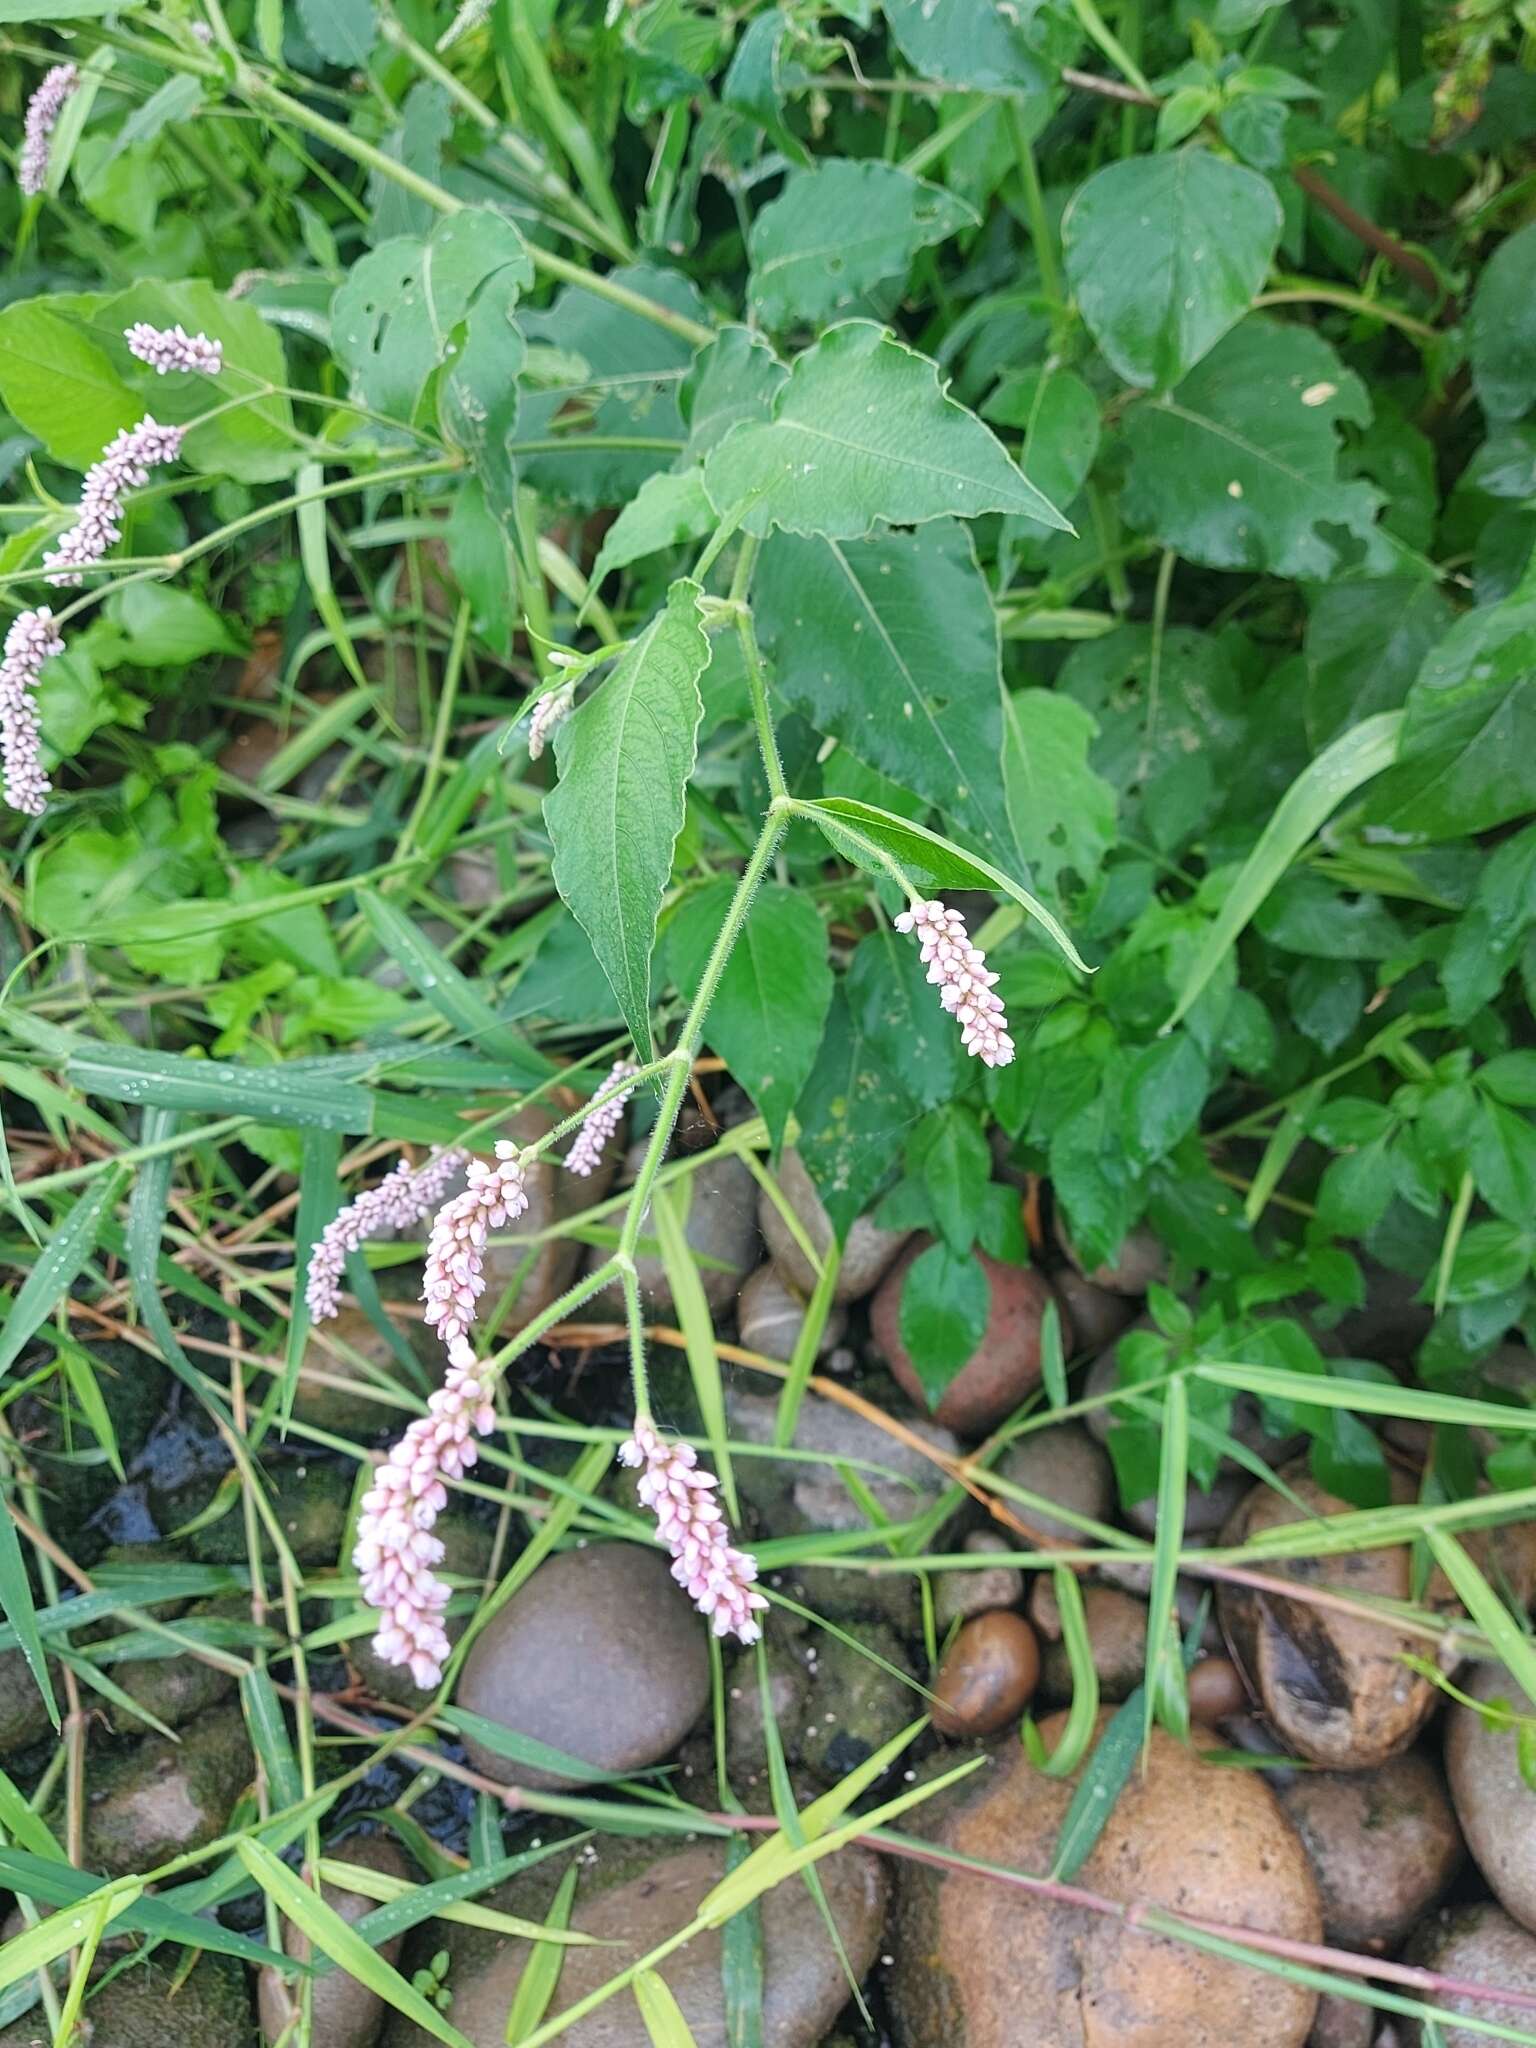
[19,64,77,198]
[125,321,223,377]
[0,609,62,817]
[893,897,1015,1068]
[622,1419,768,1643]
[564,1060,638,1178]
[306,1148,469,1323]
[351,1337,498,1687]
[43,415,186,586]
[421,1141,529,1352]
[527,682,575,761]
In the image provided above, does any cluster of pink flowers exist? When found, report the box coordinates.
[527,683,574,761]
[893,898,1015,1067]
[43,415,186,586]
[125,321,223,376]
[621,1419,767,1643]
[0,609,62,818]
[421,1141,529,1350]
[352,1341,498,1688]
[19,63,77,198]
[565,1060,637,1177]
[306,1148,468,1323]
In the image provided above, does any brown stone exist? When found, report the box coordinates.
[873,1238,1059,1434]
[1054,1211,1169,1294]
[995,1421,1115,1545]
[1446,1659,1536,1936]
[1402,1902,1536,2048]
[736,1262,846,1363]
[1187,1655,1248,1725]
[934,1530,1025,1632]
[758,1147,909,1303]
[1034,1582,1147,1704]
[889,1713,1322,2048]
[1278,1749,1463,1947]
[1053,1267,1137,1354]
[258,1835,412,2048]
[932,1611,1040,1738]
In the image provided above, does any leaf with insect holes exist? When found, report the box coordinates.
[1063,151,1282,390]
[748,160,977,328]
[546,581,709,1061]
[1120,318,1386,579]
[703,321,1072,538]
[794,986,912,1239]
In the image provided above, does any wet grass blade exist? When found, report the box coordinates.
[0,1767,63,1863]
[357,889,549,1073]
[1026,1566,1099,1777]
[773,1237,840,1450]
[1164,710,1403,1031]
[237,1837,475,2048]
[0,1882,141,1995]
[1427,1529,1536,1705]
[504,1860,581,2045]
[297,462,369,688]
[0,1478,57,1733]
[1051,1686,1145,1882]
[634,1968,701,2046]
[1143,1371,1189,1745]
[0,1168,122,1379]
[279,1125,343,1438]
[241,1667,303,1812]
[69,1044,373,1131]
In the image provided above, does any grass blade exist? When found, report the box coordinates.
[773,1238,840,1450]
[1051,1687,1145,1882]
[1163,710,1404,1032]
[653,1183,738,1518]
[0,1168,122,1378]
[1143,1372,1189,1745]
[357,889,549,1074]
[279,1126,343,1437]
[0,1477,58,1733]
[503,1860,580,2045]
[241,1667,303,1812]
[297,461,369,688]
[634,1968,701,2046]
[0,1883,140,1996]
[236,1837,475,2048]
[1027,1566,1099,1777]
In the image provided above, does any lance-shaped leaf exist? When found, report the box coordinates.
[546,582,710,1060]
[702,321,1071,538]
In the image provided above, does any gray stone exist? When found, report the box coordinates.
[995,1422,1115,1546]
[758,1148,909,1304]
[1447,1659,1536,1935]
[293,1307,415,1439]
[590,1146,758,1316]
[352,1510,493,1706]
[258,1835,412,2048]
[0,1955,252,2048]
[388,1839,887,2048]
[797,1622,912,1783]
[1052,1267,1136,1355]
[934,1530,1024,1632]
[454,1544,709,1790]
[1402,1902,1536,2047]
[1278,1748,1463,1947]
[736,1263,847,1362]
[76,1702,254,1877]
[0,1648,53,1756]
[107,1593,243,1732]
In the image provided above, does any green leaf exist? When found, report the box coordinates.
[846,924,964,1115]
[1121,1033,1209,1165]
[0,1883,141,1995]
[703,321,1072,539]
[356,890,545,1073]
[504,1862,581,2045]
[1469,219,1536,423]
[0,296,136,468]
[681,326,788,461]
[667,880,831,1151]
[546,580,710,1060]
[1471,1100,1536,1226]
[1164,710,1404,1031]
[1303,577,1454,748]
[1049,1091,1144,1272]
[0,1468,59,1733]
[440,275,528,525]
[1120,317,1384,579]
[1002,688,1118,897]
[985,367,1101,517]
[1051,1688,1146,1881]
[721,9,808,164]
[0,1169,122,1382]
[634,1968,701,2047]
[67,1043,373,1132]
[882,0,1070,91]
[297,0,377,65]
[587,469,714,593]
[907,1105,990,1255]
[899,1241,990,1408]
[799,793,1090,972]
[106,584,244,668]
[748,160,977,328]
[1063,150,1282,390]
[236,1838,474,2048]
[755,520,1023,874]
[332,210,532,423]
[99,73,204,171]
[1364,598,1536,840]
[794,985,909,1239]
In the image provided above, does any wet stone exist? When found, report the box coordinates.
[933,1530,1025,1633]
[736,1261,847,1363]
[758,1147,910,1304]
[258,1834,412,2048]
[1446,1659,1536,1936]
[0,1954,252,2048]
[873,1240,1060,1435]
[932,1611,1041,1739]
[1278,1748,1463,1948]
[76,1701,254,1877]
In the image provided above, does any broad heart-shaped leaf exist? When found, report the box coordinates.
[0,295,137,468]
[1063,151,1282,391]
[1120,317,1385,579]
[331,210,532,424]
[1364,597,1536,840]
[1003,688,1117,897]
[702,322,1071,539]
[519,263,709,509]
[748,160,977,329]
[546,582,710,1061]
[793,985,913,1239]
[1469,220,1536,423]
[665,879,832,1151]
[754,520,1022,876]
[881,0,1076,92]
[1303,576,1455,748]
[800,793,1091,972]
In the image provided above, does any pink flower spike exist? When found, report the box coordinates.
[351,1336,499,1688]
[621,1419,768,1644]
[306,1148,469,1323]
[19,64,77,198]
[565,1060,638,1178]
[0,608,62,818]
[43,414,186,586]
[892,898,1015,1068]
[527,683,574,761]
[421,1141,529,1353]
[125,321,223,376]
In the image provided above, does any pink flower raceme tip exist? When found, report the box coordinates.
[564,1060,638,1177]
[0,609,62,818]
[306,1148,469,1323]
[527,683,574,761]
[422,1142,528,1351]
[19,64,77,197]
[43,415,186,586]
[125,321,223,376]
[893,898,1014,1068]
[352,1337,497,1688]
[621,1419,767,1643]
